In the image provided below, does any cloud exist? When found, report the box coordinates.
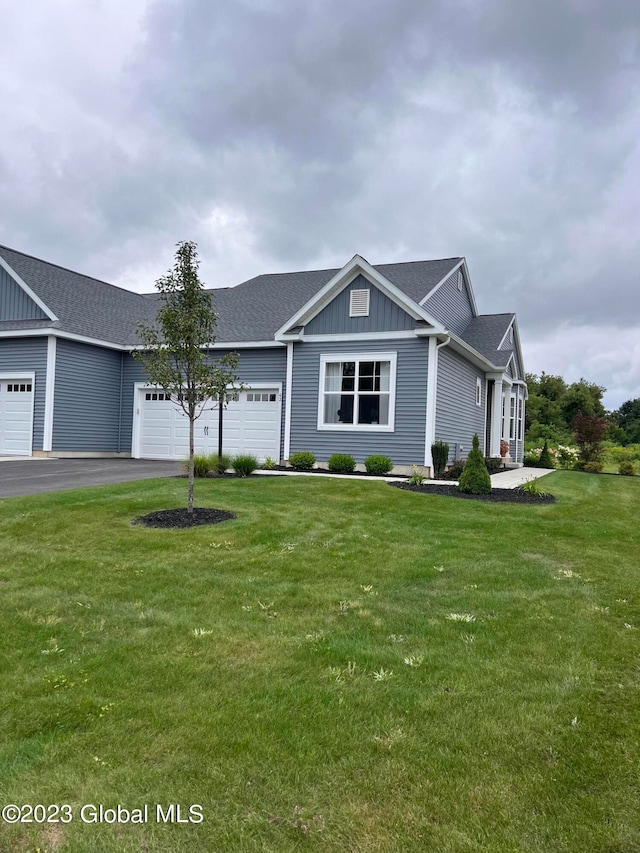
[0,0,639,403]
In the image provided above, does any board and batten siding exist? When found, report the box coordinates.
[435,346,486,461]
[304,274,416,335]
[0,265,48,320]
[289,338,429,465]
[52,339,123,452]
[423,269,474,335]
[121,346,288,457]
[0,337,48,450]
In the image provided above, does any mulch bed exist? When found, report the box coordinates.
[390,482,556,504]
[133,508,237,528]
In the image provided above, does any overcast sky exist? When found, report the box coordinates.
[1,0,639,408]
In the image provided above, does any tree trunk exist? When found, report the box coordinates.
[188,408,195,514]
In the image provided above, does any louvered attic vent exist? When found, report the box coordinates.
[349,288,370,317]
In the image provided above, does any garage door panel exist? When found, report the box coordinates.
[137,387,280,461]
[0,379,34,456]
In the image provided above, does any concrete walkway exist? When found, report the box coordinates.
[256,466,555,488]
[488,466,555,489]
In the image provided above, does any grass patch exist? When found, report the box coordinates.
[1,472,639,851]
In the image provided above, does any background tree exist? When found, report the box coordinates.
[572,411,607,465]
[611,398,640,445]
[525,372,606,443]
[134,241,242,513]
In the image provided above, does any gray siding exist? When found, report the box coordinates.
[121,346,288,456]
[0,337,48,451]
[435,346,486,460]
[290,338,428,465]
[53,340,123,451]
[0,266,48,320]
[423,268,474,335]
[305,274,416,335]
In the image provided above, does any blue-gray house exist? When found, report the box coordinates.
[0,245,527,473]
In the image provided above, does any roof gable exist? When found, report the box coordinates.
[274,255,447,339]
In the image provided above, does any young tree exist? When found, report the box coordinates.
[134,241,242,513]
[572,411,607,465]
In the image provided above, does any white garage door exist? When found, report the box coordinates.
[0,378,34,456]
[136,387,281,462]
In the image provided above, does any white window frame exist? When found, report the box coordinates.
[349,289,370,317]
[509,395,516,440]
[475,377,482,407]
[457,270,463,292]
[317,351,397,432]
[517,396,523,441]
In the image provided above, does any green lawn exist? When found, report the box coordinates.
[1,472,639,852]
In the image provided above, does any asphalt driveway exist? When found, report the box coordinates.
[0,458,183,498]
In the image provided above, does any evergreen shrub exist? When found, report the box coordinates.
[431,441,449,479]
[289,451,316,470]
[327,454,356,473]
[458,434,492,494]
[364,455,393,475]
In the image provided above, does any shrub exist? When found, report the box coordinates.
[446,459,465,480]
[364,455,393,475]
[327,454,356,474]
[210,453,232,475]
[409,465,425,485]
[431,441,449,479]
[232,454,258,477]
[458,434,492,495]
[484,457,504,475]
[187,454,212,478]
[583,461,603,474]
[523,452,540,467]
[619,460,635,476]
[538,441,555,469]
[289,451,316,470]
[263,456,277,470]
[516,478,550,497]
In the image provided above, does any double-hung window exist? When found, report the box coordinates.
[318,352,396,431]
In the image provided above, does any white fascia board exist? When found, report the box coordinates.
[300,330,421,343]
[419,258,479,316]
[274,254,446,338]
[419,258,464,306]
[129,339,284,351]
[497,317,515,350]
[446,332,504,372]
[0,255,58,321]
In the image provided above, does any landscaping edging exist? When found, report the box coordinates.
[390,482,556,504]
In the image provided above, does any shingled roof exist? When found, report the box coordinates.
[0,246,464,346]
[460,313,515,369]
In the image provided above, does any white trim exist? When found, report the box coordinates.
[482,378,489,455]
[316,351,397,432]
[43,336,57,451]
[274,255,446,339]
[475,376,482,407]
[419,258,479,316]
[419,259,464,305]
[497,318,515,351]
[0,255,58,321]
[0,328,285,352]
[301,330,423,343]
[424,337,438,468]
[489,378,504,457]
[0,370,35,456]
[284,342,293,459]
